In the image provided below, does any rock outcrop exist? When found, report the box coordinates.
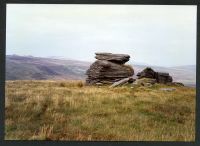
[137,67,173,84]
[86,53,134,85]
[137,67,155,79]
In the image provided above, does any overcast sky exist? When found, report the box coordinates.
[6,4,196,67]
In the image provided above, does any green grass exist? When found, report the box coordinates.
[5,80,195,141]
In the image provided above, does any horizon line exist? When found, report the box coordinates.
[6,54,196,68]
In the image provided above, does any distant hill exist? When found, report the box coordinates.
[6,55,91,80]
[6,55,196,87]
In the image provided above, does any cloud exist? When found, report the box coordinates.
[6,4,196,67]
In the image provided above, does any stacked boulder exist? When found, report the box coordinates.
[137,67,173,84]
[86,53,134,85]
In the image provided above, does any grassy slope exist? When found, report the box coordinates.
[5,80,195,141]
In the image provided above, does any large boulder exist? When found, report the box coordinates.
[155,72,173,84]
[137,67,173,84]
[137,67,155,79]
[86,53,134,85]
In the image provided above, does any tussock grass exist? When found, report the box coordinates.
[5,80,195,141]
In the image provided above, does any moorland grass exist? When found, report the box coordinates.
[5,80,195,141]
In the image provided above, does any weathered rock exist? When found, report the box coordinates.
[167,82,184,86]
[86,60,134,85]
[143,83,153,87]
[155,72,173,84]
[160,88,176,91]
[95,82,103,86]
[133,78,157,86]
[128,77,136,83]
[95,52,130,64]
[137,67,155,79]
[137,67,173,84]
[110,77,135,88]
[86,52,134,85]
[173,82,184,86]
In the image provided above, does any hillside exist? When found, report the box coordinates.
[6,55,196,87]
[6,55,90,80]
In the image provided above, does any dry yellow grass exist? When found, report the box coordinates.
[5,80,195,141]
